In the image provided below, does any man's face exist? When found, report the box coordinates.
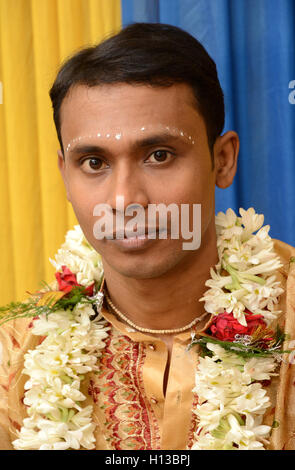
[58,82,218,279]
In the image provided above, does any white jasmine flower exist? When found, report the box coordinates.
[232,301,246,324]
[233,383,270,414]
[192,341,278,450]
[225,414,271,449]
[243,357,277,381]
[201,288,248,325]
[242,277,284,313]
[241,258,282,276]
[239,208,264,241]
[50,225,103,286]
[215,208,243,239]
[13,418,96,450]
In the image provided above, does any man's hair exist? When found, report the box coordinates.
[49,22,225,157]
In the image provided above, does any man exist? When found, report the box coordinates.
[0,23,295,450]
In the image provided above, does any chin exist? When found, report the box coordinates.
[106,264,169,280]
[101,247,188,280]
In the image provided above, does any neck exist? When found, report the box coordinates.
[102,220,218,332]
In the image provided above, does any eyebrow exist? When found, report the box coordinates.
[68,132,190,155]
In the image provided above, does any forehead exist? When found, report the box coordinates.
[59,82,206,145]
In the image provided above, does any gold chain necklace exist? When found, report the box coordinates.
[104,288,208,334]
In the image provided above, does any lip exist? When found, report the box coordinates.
[106,228,168,251]
[105,227,166,238]
[108,233,152,250]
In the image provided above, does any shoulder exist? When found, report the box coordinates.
[272,239,295,339]
[0,316,40,398]
[0,317,39,356]
[0,317,40,448]
[273,238,295,266]
[269,240,295,449]
[272,239,295,287]
[272,237,295,293]
[0,317,40,394]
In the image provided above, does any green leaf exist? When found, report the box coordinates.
[59,406,69,422]
[189,334,291,360]
[60,375,73,385]
[211,416,231,439]
[67,409,75,421]
[0,284,99,327]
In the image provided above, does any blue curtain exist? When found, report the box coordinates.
[121,0,295,245]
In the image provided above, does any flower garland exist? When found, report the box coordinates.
[7,227,110,450]
[0,208,289,450]
[190,208,287,450]
[13,304,109,450]
[190,344,278,450]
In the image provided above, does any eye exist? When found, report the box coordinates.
[146,150,174,164]
[81,157,108,173]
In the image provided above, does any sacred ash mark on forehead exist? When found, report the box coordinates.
[65,124,195,154]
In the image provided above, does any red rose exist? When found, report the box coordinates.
[55,265,95,296]
[209,310,266,342]
[55,266,80,293]
[83,283,95,296]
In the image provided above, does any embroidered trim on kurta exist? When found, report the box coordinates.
[88,327,161,450]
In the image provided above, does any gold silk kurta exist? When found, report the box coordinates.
[0,239,295,450]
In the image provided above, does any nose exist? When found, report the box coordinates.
[105,162,149,216]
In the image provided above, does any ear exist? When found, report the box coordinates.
[213,131,239,189]
[57,149,71,202]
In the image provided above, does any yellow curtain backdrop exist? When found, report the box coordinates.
[0,0,121,304]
